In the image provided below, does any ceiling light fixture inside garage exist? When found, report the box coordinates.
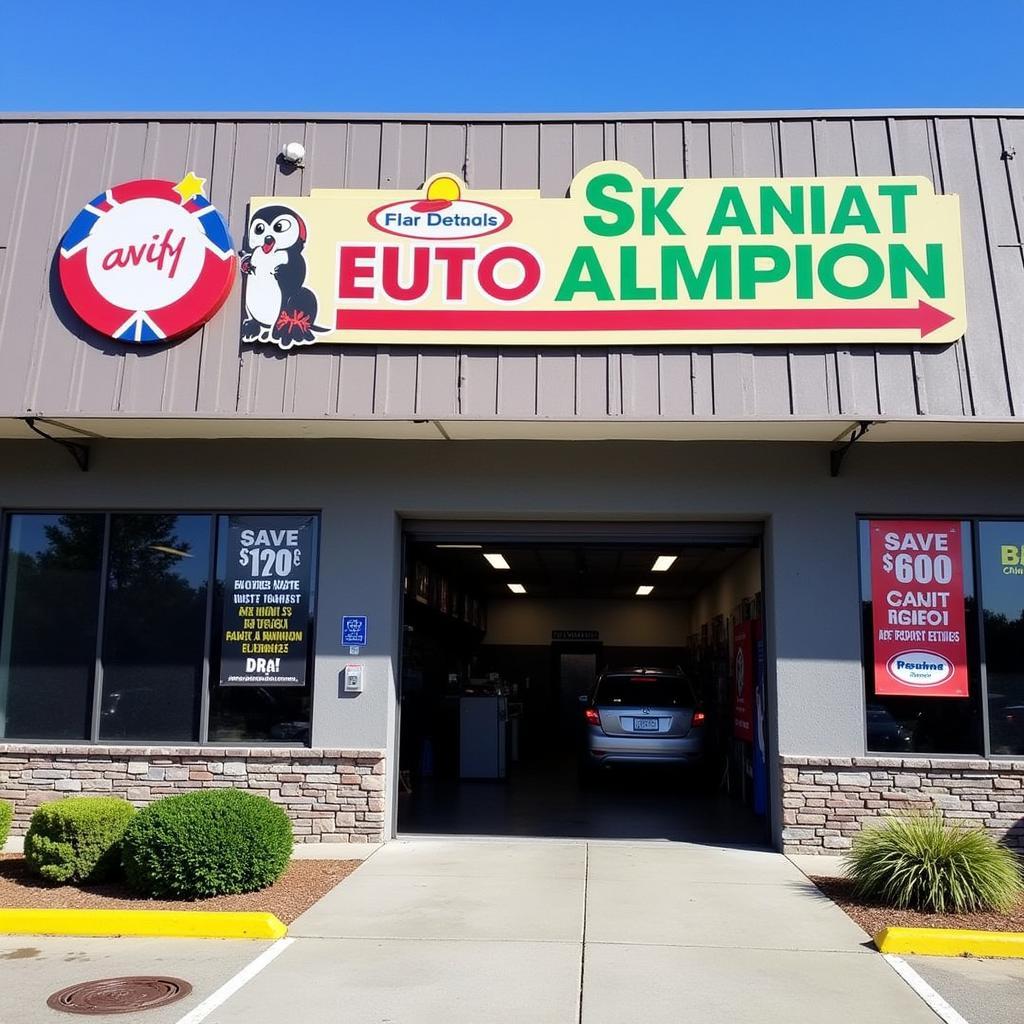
[436,544,483,549]
[636,585,654,596]
[484,553,511,570]
[507,583,527,594]
[651,555,677,572]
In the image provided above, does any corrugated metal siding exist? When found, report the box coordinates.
[1,114,1022,423]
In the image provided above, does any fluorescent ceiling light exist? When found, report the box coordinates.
[507,583,527,594]
[436,544,483,549]
[636,585,654,596]
[484,553,511,570]
[651,555,677,572]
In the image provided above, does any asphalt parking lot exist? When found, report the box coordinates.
[904,953,1024,1024]
[0,935,273,1024]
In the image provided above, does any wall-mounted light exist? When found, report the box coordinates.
[280,141,306,167]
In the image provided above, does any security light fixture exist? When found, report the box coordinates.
[484,553,511,570]
[651,555,677,572]
[507,583,527,594]
[280,141,306,166]
[636,585,654,596]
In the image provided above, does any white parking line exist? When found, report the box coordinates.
[174,937,295,1024]
[883,953,971,1024]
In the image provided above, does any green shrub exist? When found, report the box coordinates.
[122,789,293,898]
[845,811,1024,913]
[24,797,136,884]
[0,800,12,849]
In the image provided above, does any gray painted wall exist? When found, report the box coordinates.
[3,113,1024,423]
[2,436,1022,774]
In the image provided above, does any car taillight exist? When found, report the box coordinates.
[584,708,601,726]
[691,710,706,727]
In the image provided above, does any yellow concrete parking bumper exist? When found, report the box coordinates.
[0,908,287,940]
[875,926,1024,958]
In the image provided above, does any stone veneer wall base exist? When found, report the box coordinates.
[781,755,1024,853]
[0,745,386,843]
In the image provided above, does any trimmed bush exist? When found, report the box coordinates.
[122,789,293,898]
[0,800,12,849]
[24,797,136,885]
[845,811,1024,913]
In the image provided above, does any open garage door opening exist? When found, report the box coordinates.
[396,525,769,845]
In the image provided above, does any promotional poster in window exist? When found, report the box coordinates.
[869,520,969,698]
[220,515,315,687]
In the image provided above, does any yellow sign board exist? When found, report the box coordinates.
[239,161,965,349]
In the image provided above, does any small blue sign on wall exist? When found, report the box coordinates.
[342,615,367,647]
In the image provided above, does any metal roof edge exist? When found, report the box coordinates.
[3,108,1024,123]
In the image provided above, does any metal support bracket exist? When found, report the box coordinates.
[24,417,90,472]
[829,421,872,478]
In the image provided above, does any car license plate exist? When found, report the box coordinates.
[633,717,659,731]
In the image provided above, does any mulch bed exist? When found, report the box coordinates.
[0,854,360,924]
[811,875,1024,938]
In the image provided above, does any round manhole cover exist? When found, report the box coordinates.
[47,977,192,1015]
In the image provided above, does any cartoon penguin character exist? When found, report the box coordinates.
[240,205,328,348]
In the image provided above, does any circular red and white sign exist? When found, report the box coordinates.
[58,176,236,344]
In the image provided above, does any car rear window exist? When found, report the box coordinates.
[593,674,696,707]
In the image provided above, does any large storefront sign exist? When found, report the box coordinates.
[869,520,969,697]
[220,515,315,687]
[59,174,235,344]
[240,161,965,350]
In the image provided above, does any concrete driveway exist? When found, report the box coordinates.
[209,838,940,1024]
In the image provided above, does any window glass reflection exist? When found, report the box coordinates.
[99,515,211,741]
[979,523,1024,755]
[0,514,104,739]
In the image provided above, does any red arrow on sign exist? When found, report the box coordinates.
[336,300,954,339]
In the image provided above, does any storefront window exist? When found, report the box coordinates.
[0,510,317,745]
[979,522,1024,755]
[0,514,104,739]
[208,515,316,743]
[99,515,212,741]
[859,519,983,754]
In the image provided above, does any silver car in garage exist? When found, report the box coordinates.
[580,667,706,771]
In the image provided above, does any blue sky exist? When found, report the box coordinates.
[2,1,1022,112]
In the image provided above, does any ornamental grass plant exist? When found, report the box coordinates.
[845,811,1024,914]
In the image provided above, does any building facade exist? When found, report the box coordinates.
[1,110,1024,852]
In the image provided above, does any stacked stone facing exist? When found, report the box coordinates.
[780,755,1024,853]
[0,745,386,843]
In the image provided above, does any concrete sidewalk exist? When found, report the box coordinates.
[206,838,940,1024]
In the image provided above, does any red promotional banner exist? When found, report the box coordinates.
[869,520,969,697]
[733,619,755,740]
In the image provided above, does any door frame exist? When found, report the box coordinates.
[392,518,772,843]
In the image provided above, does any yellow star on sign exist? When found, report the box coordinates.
[173,171,207,203]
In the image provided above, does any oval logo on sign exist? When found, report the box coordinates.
[58,174,235,344]
[886,650,954,687]
[369,174,512,240]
